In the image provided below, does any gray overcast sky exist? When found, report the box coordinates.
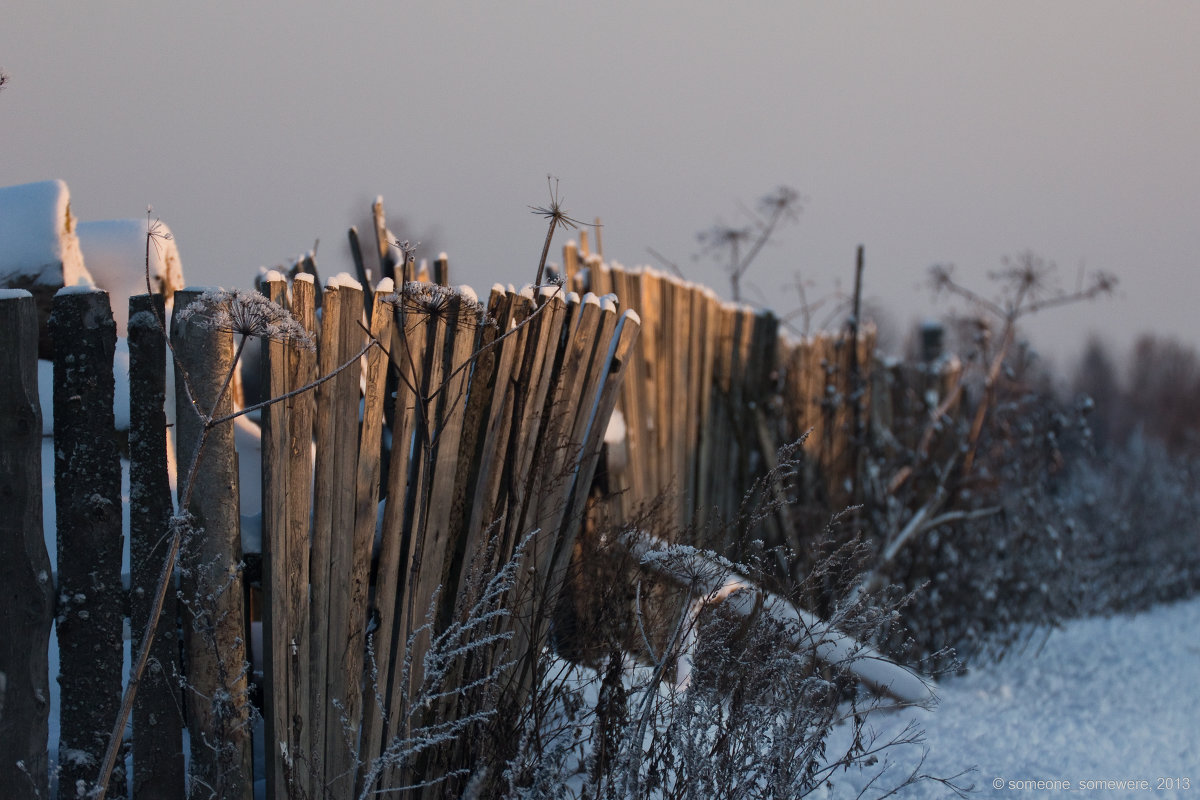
[4,2,1198,370]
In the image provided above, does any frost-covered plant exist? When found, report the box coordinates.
[492,441,966,800]
[355,533,527,798]
[1055,431,1200,615]
[387,281,495,332]
[175,287,317,352]
[493,533,967,799]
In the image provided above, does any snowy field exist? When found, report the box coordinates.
[826,595,1200,799]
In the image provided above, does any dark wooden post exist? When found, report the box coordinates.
[0,290,55,799]
[127,294,185,799]
[170,289,253,800]
[49,288,124,800]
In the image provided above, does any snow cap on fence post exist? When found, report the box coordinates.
[0,180,93,358]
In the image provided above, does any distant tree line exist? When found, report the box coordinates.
[1072,333,1200,455]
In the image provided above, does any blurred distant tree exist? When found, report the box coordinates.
[1071,335,1122,446]
[1123,334,1200,454]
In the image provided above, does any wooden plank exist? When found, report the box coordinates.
[608,265,637,518]
[51,289,125,800]
[393,285,452,702]
[445,287,508,600]
[413,290,480,631]
[668,279,690,532]
[170,288,252,800]
[127,294,185,800]
[360,285,426,781]
[0,291,54,800]
[694,288,719,523]
[373,197,398,283]
[432,253,449,287]
[635,271,659,505]
[462,289,523,573]
[502,289,568,561]
[317,281,393,796]
[562,241,580,293]
[306,280,344,794]
[259,276,291,800]
[322,278,366,798]
[529,294,605,585]
[283,274,317,799]
[555,309,641,582]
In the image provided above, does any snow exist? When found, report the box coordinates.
[54,281,100,294]
[76,217,184,335]
[604,407,627,447]
[0,287,33,299]
[0,180,91,287]
[824,595,1200,799]
[326,271,362,290]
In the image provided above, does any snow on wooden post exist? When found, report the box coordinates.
[170,288,253,800]
[0,290,54,800]
[127,293,185,800]
[49,287,124,800]
[0,180,92,360]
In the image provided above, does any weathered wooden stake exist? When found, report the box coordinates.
[0,290,54,800]
[50,288,124,800]
[171,288,253,800]
[127,294,185,800]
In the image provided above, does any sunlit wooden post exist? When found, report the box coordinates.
[171,288,252,800]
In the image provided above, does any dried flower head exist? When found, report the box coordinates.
[394,239,420,266]
[175,288,316,351]
[529,175,586,233]
[387,282,494,332]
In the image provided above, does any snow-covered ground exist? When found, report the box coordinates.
[827,595,1200,799]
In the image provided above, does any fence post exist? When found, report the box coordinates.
[258,273,319,800]
[0,290,54,800]
[127,293,185,799]
[170,288,253,800]
[49,287,125,800]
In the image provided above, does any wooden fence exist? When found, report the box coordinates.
[0,276,639,800]
[558,248,881,548]
[2,239,964,799]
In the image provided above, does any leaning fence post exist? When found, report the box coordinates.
[171,288,253,800]
[127,293,185,800]
[0,290,54,800]
[50,287,125,800]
